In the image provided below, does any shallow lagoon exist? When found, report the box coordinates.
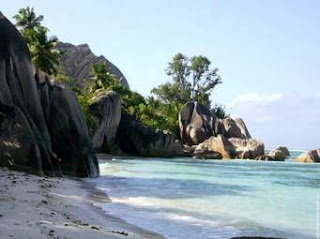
[88,152,320,239]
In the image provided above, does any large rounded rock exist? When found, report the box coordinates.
[0,12,98,177]
[89,91,121,153]
[228,137,265,159]
[0,103,60,175]
[193,142,222,159]
[117,113,184,157]
[221,118,243,139]
[295,149,320,163]
[0,13,58,175]
[234,118,251,139]
[195,135,236,159]
[38,77,99,177]
[268,146,290,161]
[179,102,216,145]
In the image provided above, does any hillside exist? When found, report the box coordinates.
[57,42,130,89]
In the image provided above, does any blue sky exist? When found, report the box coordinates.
[2,0,320,149]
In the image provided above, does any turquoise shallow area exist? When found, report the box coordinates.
[88,152,320,239]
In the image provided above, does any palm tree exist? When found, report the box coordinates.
[13,7,60,75]
[29,27,60,75]
[13,7,45,31]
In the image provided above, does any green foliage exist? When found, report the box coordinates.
[13,7,44,31]
[13,7,61,75]
[152,53,222,108]
[212,104,228,119]
[79,62,179,134]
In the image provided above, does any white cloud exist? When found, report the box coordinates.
[226,92,320,150]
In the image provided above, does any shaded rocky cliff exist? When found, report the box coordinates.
[57,42,130,89]
[0,13,99,177]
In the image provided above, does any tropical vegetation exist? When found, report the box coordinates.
[14,7,60,75]
[13,7,226,137]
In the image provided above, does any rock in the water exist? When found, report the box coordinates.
[179,102,216,145]
[277,146,290,157]
[89,91,121,153]
[234,118,251,139]
[57,42,129,89]
[37,76,99,177]
[268,146,290,161]
[193,142,222,159]
[228,137,264,159]
[295,149,320,163]
[196,135,236,159]
[117,113,184,157]
[255,155,274,161]
[0,13,59,176]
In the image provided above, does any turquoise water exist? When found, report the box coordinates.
[88,152,320,239]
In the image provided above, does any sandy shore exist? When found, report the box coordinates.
[0,167,164,239]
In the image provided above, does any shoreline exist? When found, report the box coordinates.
[0,167,165,239]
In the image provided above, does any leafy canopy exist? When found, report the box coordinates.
[152,53,222,108]
[13,7,60,75]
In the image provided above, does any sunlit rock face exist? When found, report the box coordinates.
[0,13,98,177]
[179,102,216,146]
[295,149,320,163]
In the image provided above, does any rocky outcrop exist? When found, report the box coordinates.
[268,146,290,161]
[229,138,265,159]
[235,118,251,139]
[221,118,243,139]
[179,102,216,145]
[37,76,99,177]
[193,136,264,160]
[57,42,129,89]
[0,13,98,177]
[117,113,184,157]
[216,118,251,140]
[193,142,222,159]
[0,13,57,175]
[89,91,121,153]
[195,135,236,159]
[295,149,320,163]
[0,103,60,175]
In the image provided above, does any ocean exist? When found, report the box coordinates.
[87,151,320,239]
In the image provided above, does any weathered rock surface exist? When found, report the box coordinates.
[57,42,129,89]
[193,142,222,159]
[276,146,290,157]
[295,149,320,163]
[179,102,216,145]
[89,91,121,153]
[268,146,290,161]
[117,113,184,157]
[0,13,98,177]
[0,103,60,175]
[229,138,265,159]
[0,13,57,175]
[221,118,243,139]
[235,118,251,139]
[37,76,99,177]
[195,135,236,159]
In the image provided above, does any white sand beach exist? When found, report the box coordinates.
[0,167,164,239]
